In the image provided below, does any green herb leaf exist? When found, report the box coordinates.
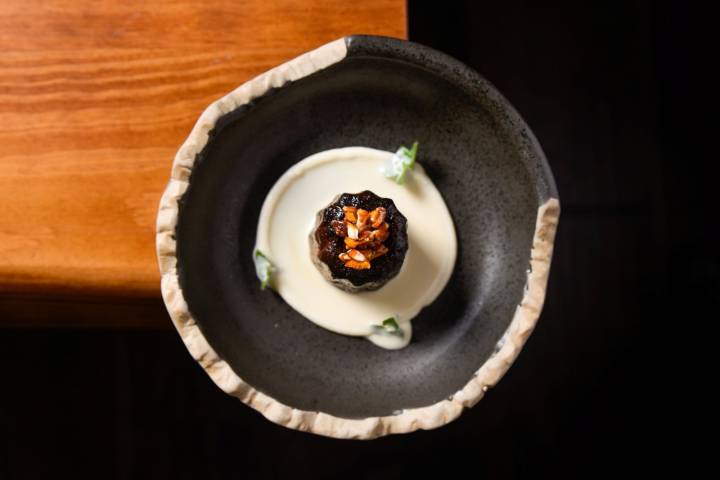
[253,249,275,290]
[382,141,419,185]
[373,315,404,337]
[382,317,400,331]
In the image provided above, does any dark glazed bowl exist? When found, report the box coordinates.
[157,35,560,439]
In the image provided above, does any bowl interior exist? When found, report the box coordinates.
[176,41,548,418]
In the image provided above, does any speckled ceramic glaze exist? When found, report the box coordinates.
[171,36,558,421]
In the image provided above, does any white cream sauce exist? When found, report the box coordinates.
[255,147,457,349]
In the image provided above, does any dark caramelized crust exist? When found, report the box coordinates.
[310,190,408,292]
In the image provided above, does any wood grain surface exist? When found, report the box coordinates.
[0,0,406,325]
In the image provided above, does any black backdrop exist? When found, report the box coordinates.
[0,2,707,478]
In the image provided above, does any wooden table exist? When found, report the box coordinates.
[0,0,406,326]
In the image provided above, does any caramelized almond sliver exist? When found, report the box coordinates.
[370,207,386,228]
[342,206,357,223]
[347,249,366,262]
[338,252,351,261]
[344,260,371,270]
[347,223,359,239]
[356,209,369,229]
[373,224,390,242]
[344,237,362,248]
[357,249,375,261]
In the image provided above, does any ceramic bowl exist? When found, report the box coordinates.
[156,35,560,439]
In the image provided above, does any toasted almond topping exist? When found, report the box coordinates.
[370,207,386,228]
[352,238,376,248]
[342,206,357,223]
[373,223,389,242]
[358,249,375,260]
[334,204,393,269]
[344,237,362,248]
[344,260,371,269]
[356,209,369,229]
[348,249,366,262]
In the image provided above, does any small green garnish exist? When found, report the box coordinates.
[373,316,404,337]
[253,249,275,290]
[382,141,419,185]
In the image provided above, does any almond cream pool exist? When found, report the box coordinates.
[254,147,457,349]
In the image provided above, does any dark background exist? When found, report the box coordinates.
[0,1,706,478]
